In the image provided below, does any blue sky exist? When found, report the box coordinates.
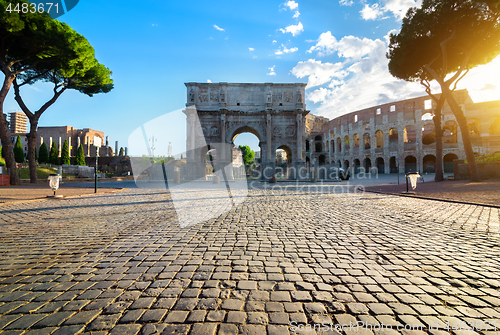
[4,0,500,153]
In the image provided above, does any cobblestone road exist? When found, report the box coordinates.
[0,188,499,335]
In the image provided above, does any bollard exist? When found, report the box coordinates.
[213,175,221,184]
[269,175,277,184]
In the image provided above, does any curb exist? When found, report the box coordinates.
[0,188,126,207]
[365,190,500,209]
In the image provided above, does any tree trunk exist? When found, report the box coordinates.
[27,117,39,184]
[441,86,480,181]
[433,99,444,182]
[0,74,20,185]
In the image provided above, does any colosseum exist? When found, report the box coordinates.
[304,89,500,177]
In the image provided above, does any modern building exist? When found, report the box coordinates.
[8,111,28,134]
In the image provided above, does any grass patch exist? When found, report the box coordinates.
[19,167,57,179]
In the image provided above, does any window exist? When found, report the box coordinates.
[376,108,381,115]
[424,99,432,110]
[354,115,358,122]
[390,105,396,112]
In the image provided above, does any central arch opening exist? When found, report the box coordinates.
[233,127,261,179]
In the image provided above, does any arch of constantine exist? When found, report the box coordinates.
[184,83,308,180]
[185,83,500,179]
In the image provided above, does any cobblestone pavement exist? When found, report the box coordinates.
[0,188,499,335]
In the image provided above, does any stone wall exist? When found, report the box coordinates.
[454,161,500,180]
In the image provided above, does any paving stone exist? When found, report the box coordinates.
[247,312,268,324]
[32,312,75,328]
[108,324,142,335]
[218,324,238,335]
[226,311,246,324]
[161,324,190,334]
[62,310,101,326]
[86,314,121,331]
[164,310,189,323]
[206,310,225,322]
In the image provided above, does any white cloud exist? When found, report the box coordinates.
[339,0,354,6]
[267,66,276,76]
[383,0,421,20]
[291,59,347,87]
[292,33,425,117]
[275,44,299,55]
[207,79,212,83]
[272,40,277,44]
[248,47,255,51]
[307,32,384,60]
[307,31,337,56]
[360,0,421,21]
[213,24,225,31]
[360,4,384,20]
[284,1,299,10]
[293,11,300,18]
[279,22,304,36]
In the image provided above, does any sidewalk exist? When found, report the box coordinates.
[0,183,123,204]
[365,178,500,207]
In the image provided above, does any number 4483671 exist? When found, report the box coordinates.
[5,2,59,14]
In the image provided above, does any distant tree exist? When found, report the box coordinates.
[49,142,58,165]
[75,144,86,166]
[14,136,24,163]
[239,145,255,166]
[119,147,124,156]
[0,0,84,185]
[387,0,500,181]
[2,1,113,184]
[61,140,70,165]
[38,142,48,164]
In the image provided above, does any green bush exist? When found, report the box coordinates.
[464,153,500,164]
[14,135,24,163]
[38,142,49,163]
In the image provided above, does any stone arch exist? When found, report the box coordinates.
[404,125,416,143]
[389,156,397,173]
[421,112,433,121]
[423,154,436,173]
[444,153,458,173]
[231,125,262,142]
[422,123,436,145]
[319,154,326,165]
[353,159,361,173]
[306,140,310,152]
[315,141,322,153]
[405,155,417,173]
[363,122,371,132]
[344,135,350,151]
[363,133,371,150]
[375,157,384,173]
[389,128,398,148]
[364,158,372,171]
[336,137,342,152]
[443,121,458,143]
[343,160,350,170]
[375,130,384,148]
[331,139,335,153]
[353,134,360,148]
